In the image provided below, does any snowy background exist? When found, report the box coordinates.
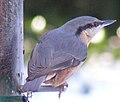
[26,52,120,102]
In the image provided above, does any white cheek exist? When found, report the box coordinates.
[86,28,95,36]
[90,27,102,36]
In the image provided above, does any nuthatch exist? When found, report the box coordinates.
[23,16,116,93]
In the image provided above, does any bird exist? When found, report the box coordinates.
[23,16,116,94]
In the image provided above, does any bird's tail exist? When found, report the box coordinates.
[23,76,46,92]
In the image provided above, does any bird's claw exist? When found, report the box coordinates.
[58,82,68,99]
[27,91,33,98]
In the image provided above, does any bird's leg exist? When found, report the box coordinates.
[57,82,68,99]
[17,85,30,102]
[27,91,33,98]
[22,91,32,102]
[22,95,30,102]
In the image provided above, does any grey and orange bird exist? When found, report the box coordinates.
[23,16,116,93]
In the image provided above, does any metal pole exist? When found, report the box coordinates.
[0,0,25,101]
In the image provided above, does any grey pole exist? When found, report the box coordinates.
[0,0,25,101]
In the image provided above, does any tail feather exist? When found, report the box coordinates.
[23,76,46,92]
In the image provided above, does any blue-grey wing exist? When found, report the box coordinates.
[27,30,87,80]
[48,35,87,71]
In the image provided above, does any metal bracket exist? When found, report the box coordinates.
[38,85,67,92]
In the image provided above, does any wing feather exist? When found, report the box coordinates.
[27,30,87,81]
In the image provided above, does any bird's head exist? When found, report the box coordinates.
[62,16,116,45]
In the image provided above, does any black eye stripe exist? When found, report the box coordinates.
[75,22,103,36]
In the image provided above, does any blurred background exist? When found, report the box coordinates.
[24,0,120,102]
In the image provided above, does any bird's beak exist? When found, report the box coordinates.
[102,20,116,27]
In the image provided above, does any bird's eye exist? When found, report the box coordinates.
[84,31,91,37]
[86,34,91,37]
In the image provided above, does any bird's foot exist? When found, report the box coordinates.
[27,91,32,98]
[58,82,68,99]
